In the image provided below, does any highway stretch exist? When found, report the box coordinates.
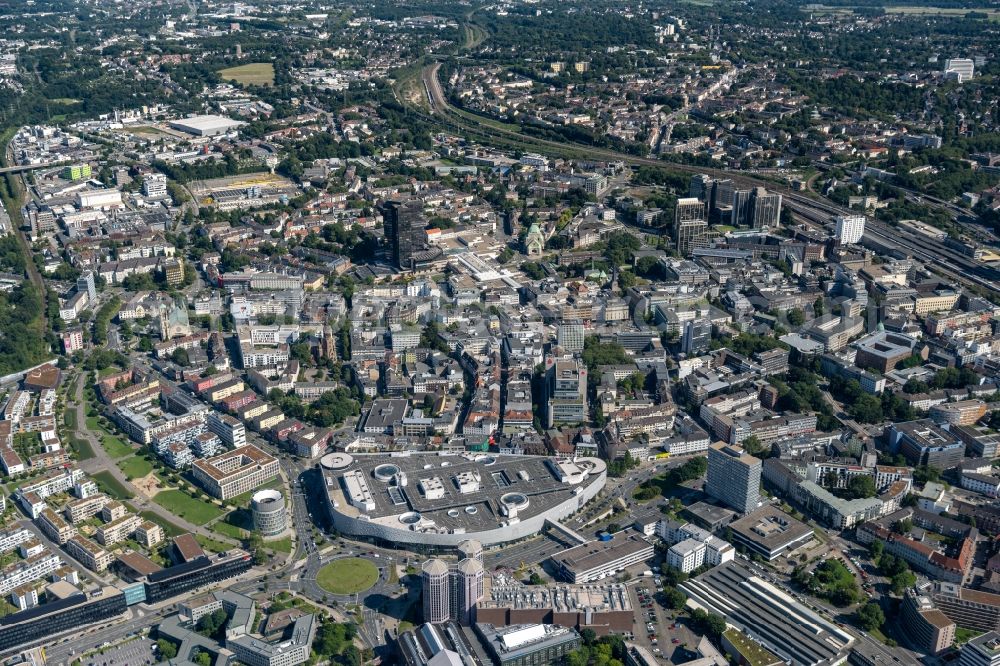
[417,63,1000,298]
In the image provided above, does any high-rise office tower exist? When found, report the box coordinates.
[457,539,483,565]
[77,271,97,302]
[557,320,585,353]
[750,187,782,228]
[711,179,735,214]
[690,176,736,223]
[452,558,485,626]
[835,215,867,245]
[681,320,711,355]
[424,556,484,625]
[674,198,709,256]
[422,558,451,623]
[732,189,753,227]
[706,441,761,514]
[384,199,433,270]
[545,356,587,427]
[689,174,713,200]
[732,187,781,228]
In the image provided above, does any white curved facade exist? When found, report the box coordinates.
[251,489,287,537]
[322,454,607,549]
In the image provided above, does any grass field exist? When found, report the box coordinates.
[212,520,247,540]
[139,511,185,538]
[92,471,134,500]
[128,126,172,136]
[153,490,224,525]
[197,535,236,554]
[218,62,275,86]
[212,508,251,540]
[118,457,154,480]
[956,627,983,645]
[64,410,77,429]
[100,434,134,459]
[0,599,18,618]
[266,537,293,553]
[316,558,380,595]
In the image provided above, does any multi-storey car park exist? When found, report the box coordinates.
[319,452,607,550]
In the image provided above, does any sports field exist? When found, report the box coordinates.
[218,62,275,86]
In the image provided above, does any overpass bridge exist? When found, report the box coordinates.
[0,161,67,175]
[545,518,589,546]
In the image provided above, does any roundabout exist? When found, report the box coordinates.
[316,557,380,595]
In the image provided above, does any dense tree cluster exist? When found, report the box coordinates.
[829,374,919,424]
[634,457,708,500]
[92,296,122,346]
[603,231,641,267]
[564,629,627,666]
[268,387,360,428]
[0,234,26,274]
[793,559,860,607]
[151,156,267,185]
[608,452,640,478]
[195,608,229,641]
[0,284,50,373]
[581,337,630,375]
[313,620,362,666]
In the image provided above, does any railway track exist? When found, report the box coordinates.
[416,62,1000,297]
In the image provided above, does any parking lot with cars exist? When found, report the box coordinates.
[629,582,699,664]
[83,637,155,666]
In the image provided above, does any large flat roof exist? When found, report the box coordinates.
[550,533,652,575]
[323,453,605,534]
[681,561,854,666]
[167,114,244,133]
[728,505,813,555]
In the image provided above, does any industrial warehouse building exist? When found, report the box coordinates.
[167,114,245,136]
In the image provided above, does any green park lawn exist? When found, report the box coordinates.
[99,434,133,459]
[118,457,154,480]
[153,489,224,525]
[197,535,236,554]
[139,511,185,538]
[266,537,293,554]
[316,558,380,595]
[213,516,248,540]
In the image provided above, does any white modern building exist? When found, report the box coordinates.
[944,58,975,83]
[143,174,168,198]
[77,189,123,209]
[167,114,245,136]
[551,534,654,583]
[834,215,866,245]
